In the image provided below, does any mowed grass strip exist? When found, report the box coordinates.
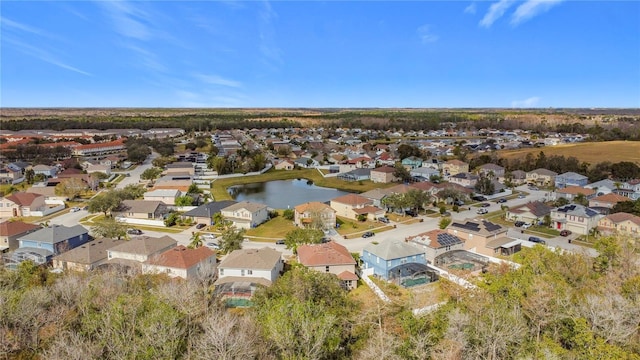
[211,168,396,202]
[498,141,640,164]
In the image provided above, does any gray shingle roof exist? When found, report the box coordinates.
[219,247,281,270]
[18,225,88,244]
[108,235,177,255]
[221,201,268,213]
[183,200,238,217]
[363,240,423,260]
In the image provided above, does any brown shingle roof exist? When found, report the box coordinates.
[372,165,396,174]
[294,201,334,213]
[557,186,595,196]
[337,270,359,281]
[297,241,356,267]
[219,247,281,270]
[146,245,215,269]
[53,238,121,265]
[603,212,640,225]
[331,193,371,206]
[0,221,40,237]
[5,192,43,206]
[109,235,177,256]
[221,201,268,213]
[591,193,629,204]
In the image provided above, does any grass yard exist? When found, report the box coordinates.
[245,212,297,240]
[336,216,394,237]
[498,141,640,164]
[211,168,396,202]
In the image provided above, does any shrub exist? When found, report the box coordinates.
[439,217,452,229]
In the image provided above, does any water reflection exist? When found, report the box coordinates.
[228,179,350,209]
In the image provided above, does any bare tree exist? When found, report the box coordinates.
[191,311,262,360]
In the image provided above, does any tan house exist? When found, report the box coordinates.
[220,201,269,230]
[106,235,177,270]
[598,212,640,237]
[330,193,383,221]
[294,201,337,229]
[86,164,112,176]
[143,189,182,206]
[0,192,46,218]
[447,218,510,256]
[275,159,295,170]
[153,174,193,192]
[52,238,121,271]
[406,229,465,264]
[114,200,168,220]
[550,204,602,235]
[443,160,469,177]
[164,163,195,176]
[143,245,217,279]
[526,168,558,187]
[0,221,40,252]
[506,201,552,225]
[370,166,397,183]
[297,241,358,290]
[554,186,596,201]
[589,193,629,210]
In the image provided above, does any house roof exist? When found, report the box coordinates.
[445,159,467,166]
[74,139,125,150]
[407,229,464,249]
[353,205,384,215]
[183,200,238,218]
[385,184,414,195]
[53,238,121,265]
[508,201,552,217]
[451,172,478,180]
[511,170,527,179]
[363,240,423,260]
[337,270,359,281]
[294,201,334,213]
[602,212,640,225]
[17,225,88,244]
[591,193,629,204]
[448,218,506,237]
[297,241,356,267]
[219,247,281,270]
[585,179,618,190]
[108,235,177,255]
[557,186,595,196]
[145,245,215,269]
[331,193,371,206]
[528,168,558,177]
[0,221,40,237]
[214,276,272,287]
[409,182,438,192]
[221,201,268,213]
[119,200,165,213]
[553,204,600,218]
[479,163,504,171]
[5,192,44,206]
[360,188,390,201]
[32,164,54,171]
[372,165,396,174]
[558,172,588,180]
[144,189,181,198]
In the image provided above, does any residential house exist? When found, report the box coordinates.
[376,152,396,166]
[359,188,390,208]
[585,179,620,195]
[153,174,193,192]
[337,168,371,182]
[550,204,603,235]
[215,247,284,299]
[477,163,505,179]
[449,172,479,188]
[182,200,237,225]
[294,157,319,168]
[86,164,111,176]
[72,139,126,157]
[589,193,629,211]
[507,170,527,186]
[114,200,168,220]
[0,192,46,218]
[330,193,384,221]
[32,164,58,178]
[401,156,423,170]
[297,241,358,290]
[526,168,558,187]
[106,235,177,271]
[410,167,440,182]
[52,238,121,271]
[7,225,89,267]
[362,240,433,283]
[164,162,195,176]
[142,245,217,279]
[447,218,511,256]
[506,201,552,225]
[370,166,397,183]
[143,189,182,206]
[554,186,596,202]
[443,160,469,177]
[275,159,295,170]
[421,158,444,170]
[0,221,40,252]
[406,230,464,264]
[26,183,66,201]
[0,167,23,184]
[555,172,589,189]
[598,212,640,237]
[294,201,337,229]
[220,201,269,229]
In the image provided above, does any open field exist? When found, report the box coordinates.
[498,141,640,164]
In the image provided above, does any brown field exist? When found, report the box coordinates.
[498,141,640,164]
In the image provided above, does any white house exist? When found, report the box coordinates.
[216,247,283,284]
[143,189,182,206]
[143,245,216,279]
[220,201,269,229]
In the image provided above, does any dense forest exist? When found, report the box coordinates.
[1,234,638,359]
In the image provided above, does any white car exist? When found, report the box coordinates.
[476,208,488,215]
[521,223,532,229]
[70,207,80,212]
[205,242,220,250]
[203,233,216,241]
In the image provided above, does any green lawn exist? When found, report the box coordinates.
[211,168,396,203]
[336,216,394,238]
[245,213,297,240]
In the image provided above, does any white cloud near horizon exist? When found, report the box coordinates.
[464,2,477,15]
[193,73,243,88]
[480,0,515,27]
[417,25,439,44]
[511,0,564,25]
[511,96,541,108]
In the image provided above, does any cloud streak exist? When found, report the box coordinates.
[193,73,242,88]
[4,37,91,76]
[511,0,564,25]
[258,1,282,69]
[511,96,540,108]
[480,0,515,27]
[464,3,477,15]
[417,25,439,44]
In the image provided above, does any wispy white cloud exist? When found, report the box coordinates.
[4,36,91,76]
[480,0,515,28]
[417,25,439,44]
[100,1,153,41]
[123,43,167,72]
[511,0,564,25]
[511,96,540,108]
[193,73,242,88]
[464,2,477,15]
[258,1,283,69]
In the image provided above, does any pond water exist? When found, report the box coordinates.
[227,179,350,209]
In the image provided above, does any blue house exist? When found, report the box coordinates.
[401,156,423,170]
[10,225,89,267]
[555,172,588,189]
[362,240,428,281]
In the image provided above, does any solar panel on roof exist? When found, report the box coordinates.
[436,233,462,247]
[483,221,502,232]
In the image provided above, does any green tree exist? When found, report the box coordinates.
[188,232,203,249]
[87,191,121,217]
[118,184,145,200]
[164,212,179,227]
[187,183,203,194]
[175,195,194,206]
[439,217,452,229]
[140,167,163,182]
[55,177,88,200]
[91,217,128,240]
[393,163,412,183]
[127,143,151,163]
[283,208,295,220]
[284,228,324,253]
[474,174,495,195]
[219,227,245,254]
[24,168,35,184]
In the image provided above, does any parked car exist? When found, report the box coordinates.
[514,221,525,227]
[378,216,390,223]
[127,229,143,235]
[480,203,491,207]
[477,208,488,214]
[195,223,206,229]
[518,194,526,199]
[70,207,80,212]
[528,236,546,244]
[454,200,465,206]
[275,239,285,245]
[203,233,216,241]
[521,223,532,229]
[321,237,331,243]
[495,198,507,203]
[205,242,220,250]
[472,195,487,201]
[560,230,572,237]
[362,231,375,238]
[404,210,418,217]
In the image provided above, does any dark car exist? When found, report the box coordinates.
[454,200,465,206]
[472,195,487,202]
[321,237,331,243]
[404,210,418,217]
[495,198,507,203]
[378,216,390,223]
[514,221,525,227]
[362,231,375,238]
[480,203,491,208]
[275,239,285,245]
[560,230,572,237]
[528,236,546,244]
[127,229,143,235]
[195,223,206,229]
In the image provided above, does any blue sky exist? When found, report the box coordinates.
[1,1,639,108]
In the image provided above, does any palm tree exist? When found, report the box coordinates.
[189,232,203,249]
